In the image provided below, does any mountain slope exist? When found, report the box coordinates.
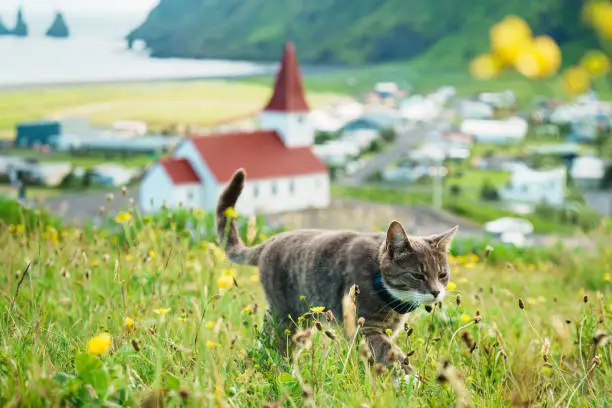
[128,0,591,65]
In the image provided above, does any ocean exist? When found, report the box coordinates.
[0,12,273,88]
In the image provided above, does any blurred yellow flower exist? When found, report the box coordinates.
[206,340,218,349]
[125,254,134,262]
[148,250,157,259]
[458,277,469,284]
[590,2,612,38]
[465,262,477,269]
[490,15,532,64]
[223,207,237,218]
[205,321,215,329]
[536,296,547,303]
[124,317,135,329]
[446,281,457,291]
[86,333,112,356]
[561,66,591,95]
[115,211,133,224]
[16,224,24,233]
[470,54,503,80]
[195,208,204,217]
[580,50,610,77]
[217,275,234,290]
[8,224,15,233]
[603,273,611,282]
[153,308,171,316]
[527,298,537,305]
[249,274,260,283]
[310,306,325,313]
[242,305,252,313]
[514,36,561,78]
[460,314,472,323]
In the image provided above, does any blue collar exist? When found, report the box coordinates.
[373,272,420,314]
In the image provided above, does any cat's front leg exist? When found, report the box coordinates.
[365,332,411,374]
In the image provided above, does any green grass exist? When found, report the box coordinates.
[0,200,611,407]
[0,80,341,139]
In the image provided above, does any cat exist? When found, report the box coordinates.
[216,168,458,373]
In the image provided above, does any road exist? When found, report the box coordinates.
[337,121,430,185]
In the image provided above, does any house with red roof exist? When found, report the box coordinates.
[139,41,330,215]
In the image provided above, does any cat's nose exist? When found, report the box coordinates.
[431,290,440,298]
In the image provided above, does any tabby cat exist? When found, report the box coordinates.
[216,169,458,373]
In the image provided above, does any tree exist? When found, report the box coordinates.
[480,180,499,201]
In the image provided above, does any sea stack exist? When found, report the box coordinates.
[0,16,10,36]
[12,8,28,37]
[46,12,70,38]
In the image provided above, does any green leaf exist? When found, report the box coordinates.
[53,372,76,384]
[163,373,181,390]
[277,372,297,384]
[75,353,102,377]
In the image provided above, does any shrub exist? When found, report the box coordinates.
[479,180,500,201]
[0,197,63,234]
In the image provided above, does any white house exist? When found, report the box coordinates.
[484,217,534,247]
[571,155,605,190]
[459,101,494,119]
[460,117,528,144]
[498,166,567,207]
[139,41,330,216]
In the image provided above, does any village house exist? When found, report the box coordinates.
[139,41,330,215]
[498,165,567,207]
[570,155,606,190]
[460,116,528,144]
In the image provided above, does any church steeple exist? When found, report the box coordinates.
[263,41,310,113]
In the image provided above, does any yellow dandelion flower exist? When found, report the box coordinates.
[446,281,457,291]
[206,340,218,349]
[310,306,325,313]
[195,209,204,217]
[217,275,234,290]
[205,321,215,329]
[125,254,134,262]
[603,273,611,282]
[115,211,133,224]
[223,207,237,218]
[249,274,260,283]
[470,53,503,80]
[153,308,171,316]
[86,333,112,356]
[148,250,157,259]
[514,36,561,78]
[124,317,135,329]
[561,66,591,95]
[460,314,472,323]
[16,224,24,233]
[242,305,252,313]
[580,50,610,77]
[8,224,15,233]
[590,2,612,38]
[464,262,477,269]
[490,15,533,64]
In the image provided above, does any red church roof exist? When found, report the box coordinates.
[263,41,310,113]
[189,131,326,182]
[159,157,201,184]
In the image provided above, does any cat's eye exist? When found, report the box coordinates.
[439,272,448,279]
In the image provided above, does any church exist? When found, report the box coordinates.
[139,41,330,215]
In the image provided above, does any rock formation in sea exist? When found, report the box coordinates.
[0,16,11,36]
[12,8,28,37]
[46,12,70,38]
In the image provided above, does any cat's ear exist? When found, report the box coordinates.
[429,225,458,251]
[386,220,411,255]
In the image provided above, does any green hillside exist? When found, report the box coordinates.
[128,0,592,65]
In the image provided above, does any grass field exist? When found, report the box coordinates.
[0,197,611,407]
[0,80,342,139]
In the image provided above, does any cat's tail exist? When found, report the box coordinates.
[215,168,262,266]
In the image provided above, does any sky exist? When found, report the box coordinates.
[0,0,158,14]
